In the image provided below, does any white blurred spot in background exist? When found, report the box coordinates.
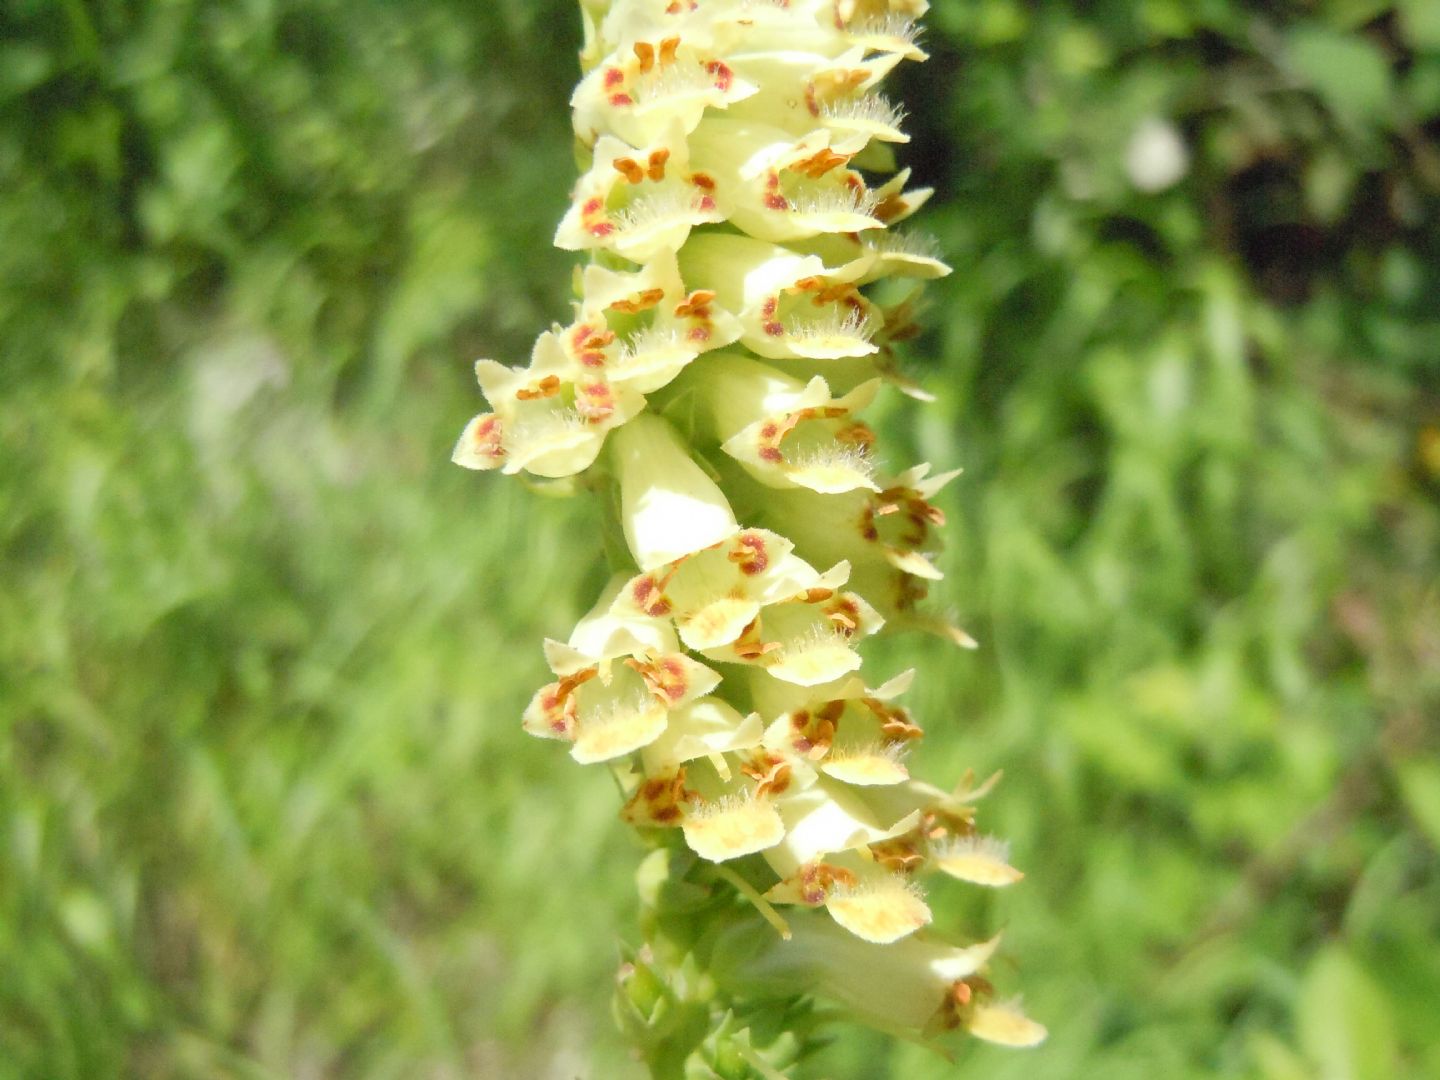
[1125,116,1189,193]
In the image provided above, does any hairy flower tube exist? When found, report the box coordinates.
[455,0,1043,1069]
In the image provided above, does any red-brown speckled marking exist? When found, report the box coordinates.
[740,750,792,798]
[604,67,624,89]
[727,531,770,575]
[613,157,646,184]
[536,668,598,738]
[874,192,908,223]
[796,277,862,309]
[864,696,923,740]
[576,382,615,422]
[825,594,861,635]
[705,60,733,92]
[791,861,858,905]
[760,296,785,336]
[936,975,996,1031]
[631,575,672,618]
[609,93,634,107]
[871,836,926,873]
[469,414,504,449]
[628,654,689,703]
[674,289,716,319]
[788,704,838,757]
[515,374,561,401]
[751,415,791,462]
[835,420,876,451]
[731,618,780,660]
[468,415,506,463]
[792,148,850,179]
[621,766,692,827]
[609,288,665,314]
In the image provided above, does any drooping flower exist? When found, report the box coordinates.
[455,0,1042,1065]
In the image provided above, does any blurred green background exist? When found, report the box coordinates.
[3,1,1438,1077]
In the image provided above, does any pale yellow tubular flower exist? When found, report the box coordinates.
[555,125,724,262]
[797,226,952,284]
[571,26,757,148]
[698,578,884,687]
[751,666,920,763]
[621,747,791,863]
[685,119,882,243]
[747,767,937,943]
[678,233,879,361]
[762,772,921,879]
[562,251,741,396]
[804,922,1008,1038]
[700,1,927,63]
[715,914,1044,1047]
[765,852,931,944]
[722,46,905,140]
[750,462,979,644]
[858,776,1026,888]
[609,527,827,651]
[452,330,644,479]
[678,351,882,494]
[521,582,722,765]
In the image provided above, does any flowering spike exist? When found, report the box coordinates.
[451,0,1041,1064]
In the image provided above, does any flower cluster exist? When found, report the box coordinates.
[456,0,1042,1057]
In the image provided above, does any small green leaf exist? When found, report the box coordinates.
[1296,946,1399,1080]
[1398,0,1440,51]
[1395,759,1440,852]
[1287,27,1394,128]
[0,41,53,98]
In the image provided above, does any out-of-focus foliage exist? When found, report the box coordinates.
[1,1,1435,1078]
